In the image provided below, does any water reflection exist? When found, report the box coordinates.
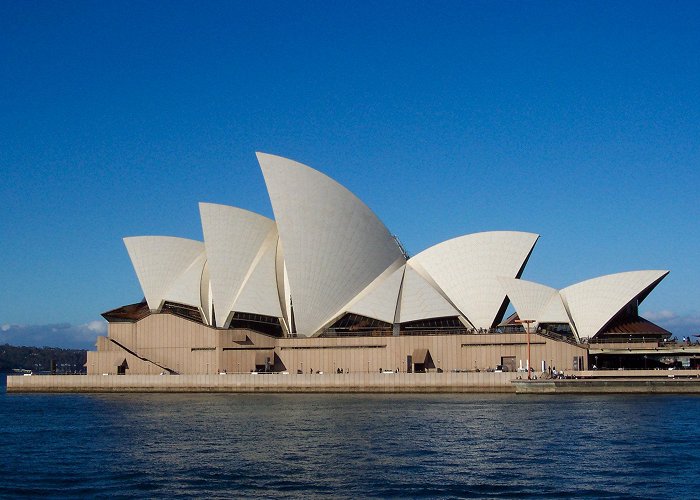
[1,391,699,498]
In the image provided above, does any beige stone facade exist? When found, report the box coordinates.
[87,312,587,376]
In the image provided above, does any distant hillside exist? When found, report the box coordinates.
[0,344,87,373]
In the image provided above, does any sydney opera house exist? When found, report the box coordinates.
[87,153,671,376]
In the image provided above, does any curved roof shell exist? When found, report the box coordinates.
[497,277,571,333]
[118,153,671,341]
[229,228,283,319]
[409,231,539,329]
[560,270,669,340]
[257,152,405,336]
[199,203,278,327]
[165,251,208,311]
[345,259,405,324]
[123,236,205,312]
[398,265,461,323]
[200,261,212,325]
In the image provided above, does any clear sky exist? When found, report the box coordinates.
[1,0,699,348]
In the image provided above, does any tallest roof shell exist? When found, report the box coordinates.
[257,152,405,336]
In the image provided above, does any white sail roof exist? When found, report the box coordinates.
[346,261,405,324]
[200,261,213,325]
[410,231,539,329]
[123,236,205,311]
[164,251,207,310]
[497,277,556,329]
[258,152,405,336]
[398,266,461,323]
[497,277,570,331]
[540,293,570,324]
[560,270,669,340]
[119,154,671,343]
[230,230,283,318]
[199,203,277,327]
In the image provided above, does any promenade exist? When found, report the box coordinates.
[6,371,518,393]
[8,369,700,393]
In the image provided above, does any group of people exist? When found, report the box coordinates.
[548,366,565,379]
[296,368,353,374]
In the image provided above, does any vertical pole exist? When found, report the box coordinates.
[517,319,534,380]
[527,323,531,380]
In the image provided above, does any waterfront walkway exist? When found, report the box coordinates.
[7,369,700,393]
[7,371,517,393]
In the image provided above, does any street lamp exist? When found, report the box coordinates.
[516,319,536,380]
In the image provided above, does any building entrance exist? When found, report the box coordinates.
[501,356,516,372]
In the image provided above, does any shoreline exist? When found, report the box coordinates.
[6,372,517,393]
[7,370,700,394]
[513,377,700,394]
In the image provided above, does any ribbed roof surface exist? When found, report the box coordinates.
[398,266,460,323]
[497,277,566,331]
[410,231,539,329]
[346,261,405,324]
[123,236,205,311]
[118,153,670,340]
[560,270,669,340]
[230,229,283,318]
[199,203,277,327]
[258,152,404,336]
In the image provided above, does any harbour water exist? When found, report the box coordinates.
[1,375,699,498]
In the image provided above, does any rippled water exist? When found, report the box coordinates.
[1,375,699,498]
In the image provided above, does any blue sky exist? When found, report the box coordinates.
[1,0,699,348]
